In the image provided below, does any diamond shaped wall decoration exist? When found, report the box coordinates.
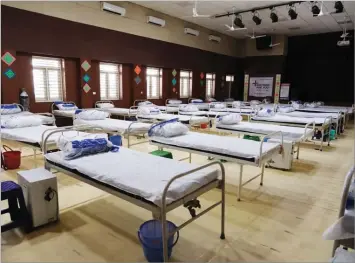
[172,78,177,86]
[83,83,91,93]
[200,80,204,86]
[134,76,141,85]
[83,74,90,83]
[4,68,15,79]
[134,65,141,75]
[172,69,177,77]
[2,52,16,66]
[81,60,91,71]
[200,72,204,79]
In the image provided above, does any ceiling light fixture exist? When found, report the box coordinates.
[252,11,262,25]
[288,4,298,20]
[234,14,245,28]
[270,7,278,23]
[311,2,320,16]
[334,1,344,13]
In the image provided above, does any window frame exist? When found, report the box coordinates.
[226,75,234,82]
[99,62,123,101]
[146,67,163,99]
[179,70,193,98]
[32,56,65,102]
[206,73,216,98]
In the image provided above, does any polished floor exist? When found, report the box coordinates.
[1,125,354,262]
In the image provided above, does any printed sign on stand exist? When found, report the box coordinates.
[249,77,273,97]
[280,83,290,100]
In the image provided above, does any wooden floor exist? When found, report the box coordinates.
[1,125,354,262]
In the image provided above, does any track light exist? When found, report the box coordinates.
[334,1,344,13]
[288,4,298,20]
[311,2,320,16]
[270,7,278,23]
[234,15,245,28]
[252,11,262,25]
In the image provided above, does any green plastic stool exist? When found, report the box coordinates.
[150,150,173,159]
[243,135,261,142]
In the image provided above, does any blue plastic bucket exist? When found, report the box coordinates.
[138,220,179,262]
[109,135,122,146]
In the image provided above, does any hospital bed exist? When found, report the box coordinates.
[51,101,79,126]
[251,113,332,151]
[149,131,283,201]
[73,113,152,148]
[1,103,55,125]
[165,99,186,110]
[95,101,138,120]
[136,113,209,127]
[42,126,226,262]
[188,98,209,111]
[216,121,314,170]
[134,100,178,114]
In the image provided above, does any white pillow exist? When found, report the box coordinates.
[1,116,42,128]
[97,103,114,109]
[232,101,242,108]
[278,106,294,113]
[1,104,21,115]
[180,105,198,112]
[56,103,78,111]
[138,106,160,115]
[191,99,203,103]
[138,101,153,106]
[75,110,108,120]
[213,103,226,109]
[218,114,242,125]
[250,100,261,106]
[168,99,182,105]
[148,119,188,138]
[257,109,275,117]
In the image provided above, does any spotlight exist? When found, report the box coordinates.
[334,1,344,13]
[270,7,278,23]
[252,11,262,25]
[288,5,298,20]
[311,2,320,16]
[234,15,245,28]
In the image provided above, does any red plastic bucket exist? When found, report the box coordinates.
[200,123,208,129]
[1,145,21,170]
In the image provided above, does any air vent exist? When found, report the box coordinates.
[288,27,301,30]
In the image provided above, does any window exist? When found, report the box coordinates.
[226,75,234,82]
[206,73,216,98]
[146,67,162,99]
[32,56,65,102]
[100,62,122,100]
[180,70,193,98]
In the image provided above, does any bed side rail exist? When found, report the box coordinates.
[259,131,284,165]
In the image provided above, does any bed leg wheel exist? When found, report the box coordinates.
[237,198,241,202]
[220,233,225,240]
[260,182,263,186]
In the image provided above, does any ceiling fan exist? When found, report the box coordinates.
[182,0,211,18]
[269,36,280,47]
[225,7,247,32]
[245,29,266,39]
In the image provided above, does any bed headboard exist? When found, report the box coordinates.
[51,101,76,113]
[134,100,149,106]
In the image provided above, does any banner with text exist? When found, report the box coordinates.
[249,77,274,97]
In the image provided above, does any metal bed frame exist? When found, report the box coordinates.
[42,126,226,262]
[250,113,332,151]
[95,100,138,120]
[331,165,355,257]
[51,101,77,116]
[72,112,151,148]
[150,131,284,201]
[215,121,314,161]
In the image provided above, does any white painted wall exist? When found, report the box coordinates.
[2,1,244,57]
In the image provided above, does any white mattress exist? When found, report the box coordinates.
[150,132,280,164]
[53,109,76,117]
[297,107,352,114]
[45,147,219,206]
[227,108,256,114]
[179,111,229,117]
[279,111,340,120]
[216,122,313,141]
[166,103,187,108]
[137,114,208,124]
[251,114,330,127]
[1,125,86,144]
[97,107,137,116]
[1,111,54,125]
[156,106,179,113]
[73,118,150,134]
